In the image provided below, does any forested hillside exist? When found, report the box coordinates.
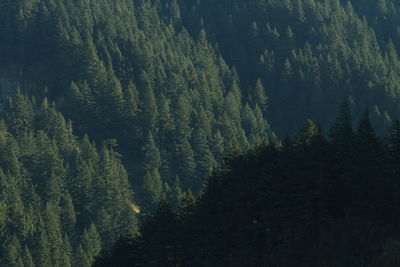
[0,93,137,266]
[2,0,400,265]
[0,0,270,265]
[178,0,400,134]
[0,0,271,207]
[95,105,400,267]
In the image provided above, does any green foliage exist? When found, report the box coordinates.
[0,94,138,266]
[0,0,271,205]
[177,0,400,135]
[4,0,400,265]
[98,107,400,267]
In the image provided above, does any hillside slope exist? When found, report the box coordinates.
[96,106,400,266]
[178,0,400,134]
[0,0,271,205]
[2,0,400,265]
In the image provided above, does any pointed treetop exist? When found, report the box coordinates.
[357,108,379,146]
[329,99,355,143]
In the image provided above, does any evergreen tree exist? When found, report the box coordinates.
[252,79,268,112]
[81,224,102,264]
[60,193,77,240]
[98,103,400,266]
[0,93,139,266]
[22,246,35,267]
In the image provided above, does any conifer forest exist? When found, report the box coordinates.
[1,0,400,266]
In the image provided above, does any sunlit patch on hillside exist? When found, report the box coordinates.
[130,203,141,214]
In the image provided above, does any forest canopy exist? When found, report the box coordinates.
[1,0,400,266]
[95,104,400,267]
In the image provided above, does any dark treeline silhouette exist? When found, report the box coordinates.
[95,103,400,267]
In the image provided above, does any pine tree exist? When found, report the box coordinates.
[174,95,191,139]
[95,208,113,243]
[158,93,174,148]
[4,92,34,136]
[62,234,73,266]
[75,245,91,267]
[142,131,161,171]
[169,176,183,209]
[3,235,21,267]
[356,109,381,158]
[354,109,386,220]
[211,130,225,162]
[193,128,215,191]
[143,170,163,210]
[174,137,197,190]
[0,126,20,176]
[327,100,355,219]
[22,246,35,267]
[329,100,355,156]
[139,71,158,133]
[81,224,102,264]
[43,202,63,266]
[252,79,268,112]
[141,132,163,209]
[33,225,51,267]
[122,81,139,119]
[60,193,77,240]
[81,37,107,89]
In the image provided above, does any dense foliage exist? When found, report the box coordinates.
[178,0,400,134]
[0,0,271,206]
[2,0,400,265]
[0,93,138,266]
[96,105,400,267]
